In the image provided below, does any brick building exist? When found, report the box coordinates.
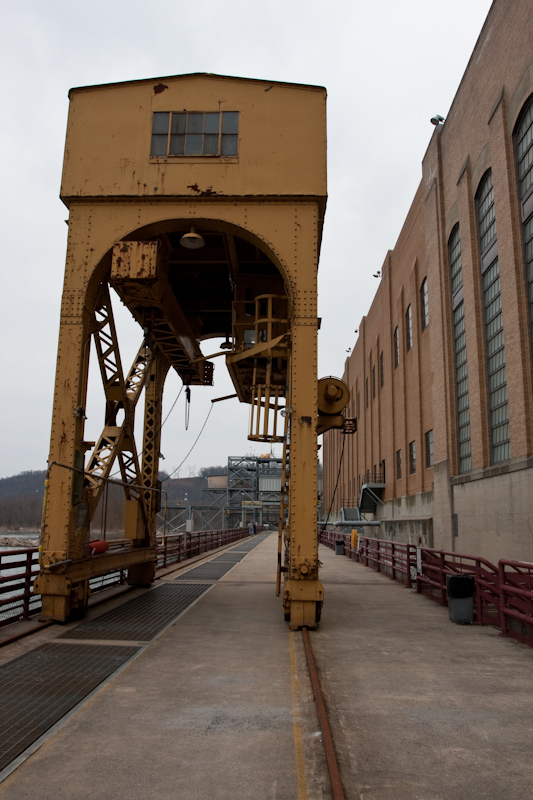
[323,0,533,564]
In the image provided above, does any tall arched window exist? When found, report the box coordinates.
[420,277,429,330]
[448,224,471,472]
[514,94,533,358]
[405,305,413,350]
[476,171,510,463]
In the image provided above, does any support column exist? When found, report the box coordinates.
[285,316,323,629]
[36,283,92,621]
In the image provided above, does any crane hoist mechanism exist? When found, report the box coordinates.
[35,72,339,630]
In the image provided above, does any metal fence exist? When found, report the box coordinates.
[0,548,41,627]
[0,526,252,629]
[318,529,533,647]
[416,546,500,625]
[499,559,533,646]
[156,528,250,569]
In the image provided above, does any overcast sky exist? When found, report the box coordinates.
[0,0,494,480]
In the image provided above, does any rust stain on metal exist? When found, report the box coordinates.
[187,183,218,197]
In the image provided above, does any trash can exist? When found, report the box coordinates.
[335,539,345,556]
[446,574,475,624]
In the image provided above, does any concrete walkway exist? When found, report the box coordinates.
[315,544,533,800]
[0,534,532,799]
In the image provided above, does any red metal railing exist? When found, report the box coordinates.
[499,559,533,646]
[0,526,253,628]
[318,529,415,586]
[416,547,500,625]
[356,536,415,587]
[156,528,250,569]
[318,529,533,648]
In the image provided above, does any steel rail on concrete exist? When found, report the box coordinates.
[302,626,345,800]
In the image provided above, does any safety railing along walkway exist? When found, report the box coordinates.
[0,527,252,629]
[319,529,533,648]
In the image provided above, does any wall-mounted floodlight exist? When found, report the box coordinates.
[430,115,445,126]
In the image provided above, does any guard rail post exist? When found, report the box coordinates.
[499,560,508,638]
[23,550,33,620]
[440,551,447,605]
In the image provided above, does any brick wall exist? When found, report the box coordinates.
[323,0,533,561]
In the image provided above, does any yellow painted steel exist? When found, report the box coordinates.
[36,73,327,627]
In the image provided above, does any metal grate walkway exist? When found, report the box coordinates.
[0,533,272,777]
[174,535,269,580]
[59,584,209,642]
[174,562,238,581]
[210,552,247,563]
[0,643,139,772]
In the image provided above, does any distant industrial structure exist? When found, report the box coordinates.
[159,455,323,533]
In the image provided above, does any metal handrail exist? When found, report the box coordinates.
[499,559,533,645]
[317,530,533,647]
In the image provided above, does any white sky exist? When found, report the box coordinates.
[0,0,493,479]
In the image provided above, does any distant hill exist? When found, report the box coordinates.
[0,471,46,529]
[0,466,227,530]
[0,470,46,501]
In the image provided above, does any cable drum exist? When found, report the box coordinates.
[317,377,350,415]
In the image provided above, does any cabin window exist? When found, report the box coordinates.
[151,111,239,157]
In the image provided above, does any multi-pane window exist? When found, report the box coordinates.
[393,327,399,367]
[477,171,510,463]
[425,429,434,468]
[372,365,376,398]
[380,351,384,387]
[150,111,239,157]
[396,449,402,479]
[449,224,471,473]
[514,95,533,360]
[409,440,416,474]
[420,277,429,330]
[406,305,413,350]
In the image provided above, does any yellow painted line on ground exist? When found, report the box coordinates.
[289,631,309,800]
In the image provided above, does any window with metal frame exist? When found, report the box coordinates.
[477,170,510,463]
[406,305,413,350]
[420,277,429,330]
[425,429,434,468]
[396,449,402,479]
[448,224,471,473]
[409,440,416,474]
[150,111,239,157]
[393,327,399,367]
[380,351,384,387]
[514,94,533,363]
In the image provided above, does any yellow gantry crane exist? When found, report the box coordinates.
[35,73,354,629]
